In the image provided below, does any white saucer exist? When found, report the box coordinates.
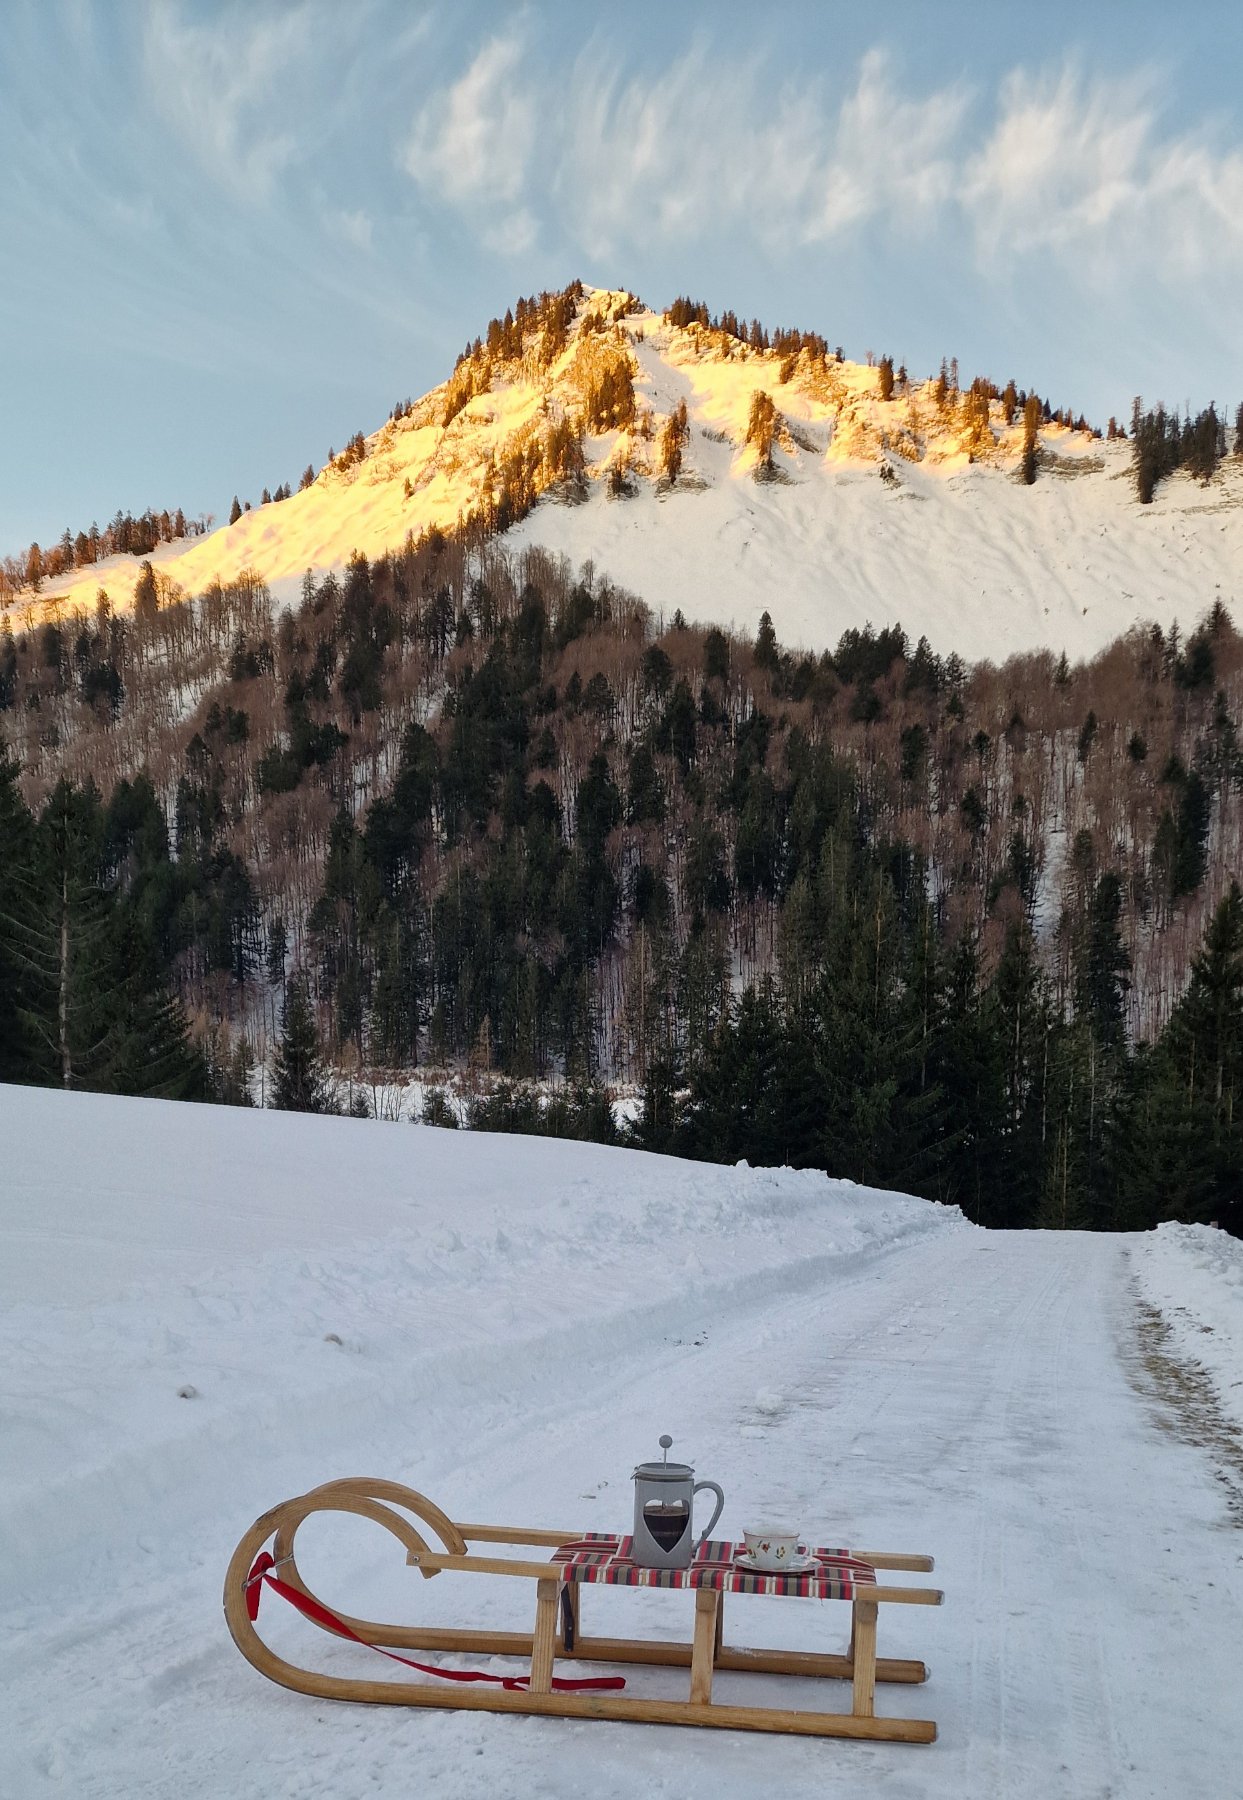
[733,1545,820,1577]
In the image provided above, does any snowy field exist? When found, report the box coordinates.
[2,1084,1242,1799]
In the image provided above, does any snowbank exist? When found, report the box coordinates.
[1131,1222,1243,1436]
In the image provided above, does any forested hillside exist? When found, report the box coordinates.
[2,523,1241,1231]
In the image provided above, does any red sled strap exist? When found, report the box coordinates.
[244,1553,624,1692]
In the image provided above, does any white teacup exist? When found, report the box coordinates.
[742,1527,802,1571]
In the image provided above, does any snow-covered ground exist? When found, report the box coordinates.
[510,450,1243,664]
[18,291,1242,665]
[1132,1223,1243,1439]
[2,1083,1242,1799]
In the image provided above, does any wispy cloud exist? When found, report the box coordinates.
[809,50,967,239]
[965,65,1243,285]
[400,35,1243,310]
[325,206,375,253]
[403,29,537,252]
[142,0,308,202]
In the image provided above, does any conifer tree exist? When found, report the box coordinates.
[632,1048,681,1153]
[12,780,120,1089]
[753,611,779,672]
[1170,880,1243,1120]
[932,934,1007,1218]
[272,977,335,1113]
[1075,873,1131,1048]
[266,916,287,994]
[988,915,1048,1224]
[1117,883,1243,1231]
[659,399,689,483]
[134,560,158,625]
[1,778,198,1096]
[746,391,777,472]
[228,496,242,525]
[1021,395,1040,484]
[0,744,37,1081]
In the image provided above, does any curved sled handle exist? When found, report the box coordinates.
[693,1480,725,1548]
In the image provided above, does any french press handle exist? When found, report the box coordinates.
[693,1480,725,1548]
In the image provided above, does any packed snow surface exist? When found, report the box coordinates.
[21,291,1243,664]
[3,1083,1242,1799]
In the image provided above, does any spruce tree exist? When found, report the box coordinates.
[0,745,37,1081]
[228,495,242,525]
[1116,891,1243,1230]
[1075,873,1131,1048]
[987,915,1049,1226]
[14,780,120,1089]
[272,978,335,1113]
[2,777,198,1097]
[1169,881,1243,1123]
[753,611,780,672]
[133,560,158,625]
[933,934,1007,1220]
[1021,395,1040,484]
[633,1048,682,1153]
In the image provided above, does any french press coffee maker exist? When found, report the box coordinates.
[631,1434,725,1569]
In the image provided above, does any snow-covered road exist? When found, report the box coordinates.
[2,1088,1241,1798]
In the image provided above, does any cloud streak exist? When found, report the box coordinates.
[142,0,309,202]
[966,66,1243,283]
[402,37,1243,309]
[403,30,537,251]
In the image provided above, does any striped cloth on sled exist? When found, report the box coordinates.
[552,1534,877,1600]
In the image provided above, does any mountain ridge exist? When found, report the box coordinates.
[12,282,1243,664]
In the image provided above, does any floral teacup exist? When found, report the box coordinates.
[741,1527,802,1571]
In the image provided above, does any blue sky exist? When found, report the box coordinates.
[4,0,1243,551]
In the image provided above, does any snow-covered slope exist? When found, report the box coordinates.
[1133,1222,1243,1438]
[511,438,1243,665]
[23,287,1243,664]
[4,1082,1243,1799]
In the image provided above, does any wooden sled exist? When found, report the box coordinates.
[224,1476,942,1744]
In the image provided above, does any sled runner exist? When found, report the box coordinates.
[224,1476,942,1743]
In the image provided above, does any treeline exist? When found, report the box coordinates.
[3,506,205,599]
[444,873,1243,1237]
[665,296,1094,441]
[666,294,833,363]
[659,877,1242,1235]
[454,283,585,371]
[444,283,591,427]
[1132,398,1243,504]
